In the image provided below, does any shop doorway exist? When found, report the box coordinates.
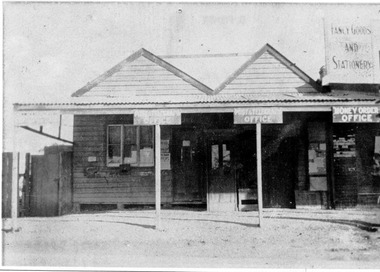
[172,128,206,203]
[262,125,297,208]
[235,130,258,211]
[206,130,237,212]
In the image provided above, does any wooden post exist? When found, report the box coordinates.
[155,124,161,229]
[58,114,62,139]
[24,153,31,216]
[11,114,19,230]
[256,123,264,227]
[58,152,63,216]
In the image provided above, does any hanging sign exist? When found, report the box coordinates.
[234,108,283,124]
[134,109,181,125]
[324,18,376,84]
[332,106,380,123]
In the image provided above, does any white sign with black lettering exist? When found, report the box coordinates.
[332,106,380,123]
[324,18,376,84]
[234,108,283,124]
[134,110,181,125]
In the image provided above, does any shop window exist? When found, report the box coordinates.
[107,125,154,167]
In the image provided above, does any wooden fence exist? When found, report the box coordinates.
[2,149,73,218]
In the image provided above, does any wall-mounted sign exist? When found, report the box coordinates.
[234,108,283,124]
[134,109,181,125]
[324,18,375,84]
[332,106,380,123]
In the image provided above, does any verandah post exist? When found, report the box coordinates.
[155,124,161,229]
[256,122,264,227]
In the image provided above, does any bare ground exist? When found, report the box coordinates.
[2,208,380,269]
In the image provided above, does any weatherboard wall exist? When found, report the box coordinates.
[72,114,173,206]
[220,52,317,94]
[81,56,208,98]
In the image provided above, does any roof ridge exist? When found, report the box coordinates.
[159,52,254,58]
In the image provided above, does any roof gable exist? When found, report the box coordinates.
[71,48,213,97]
[214,44,321,95]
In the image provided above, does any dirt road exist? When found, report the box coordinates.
[2,208,380,268]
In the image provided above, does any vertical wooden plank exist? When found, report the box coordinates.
[155,124,161,229]
[60,151,73,215]
[256,123,264,227]
[11,123,19,229]
[46,153,60,216]
[2,153,13,218]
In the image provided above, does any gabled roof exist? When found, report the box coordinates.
[214,43,321,95]
[71,48,214,97]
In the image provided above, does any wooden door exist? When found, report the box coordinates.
[172,129,205,203]
[262,136,297,208]
[31,154,59,216]
[207,131,237,212]
[333,125,358,207]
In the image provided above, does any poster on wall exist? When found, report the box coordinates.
[308,143,327,175]
[310,176,328,191]
[161,153,171,170]
[324,18,376,84]
[161,140,170,153]
[139,148,154,167]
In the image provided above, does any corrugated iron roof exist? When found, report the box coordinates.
[15,93,378,107]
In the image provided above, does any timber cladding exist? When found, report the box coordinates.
[73,115,173,205]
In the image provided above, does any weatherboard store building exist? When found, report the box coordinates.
[14,44,380,215]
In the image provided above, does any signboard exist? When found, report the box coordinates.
[234,108,283,124]
[134,109,181,125]
[324,18,375,84]
[332,106,380,123]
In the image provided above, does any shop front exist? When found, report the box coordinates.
[332,105,380,207]
[13,45,380,219]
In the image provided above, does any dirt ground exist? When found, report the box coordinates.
[2,208,380,269]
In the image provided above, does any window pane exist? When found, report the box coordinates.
[124,126,137,144]
[211,144,219,169]
[123,126,137,164]
[222,144,231,167]
[140,126,153,148]
[108,126,121,166]
[108,144,121,165]
[108,126,121,144]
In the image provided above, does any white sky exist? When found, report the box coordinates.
[2,2,380,153]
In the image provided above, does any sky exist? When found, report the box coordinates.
[3,2,380,153]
